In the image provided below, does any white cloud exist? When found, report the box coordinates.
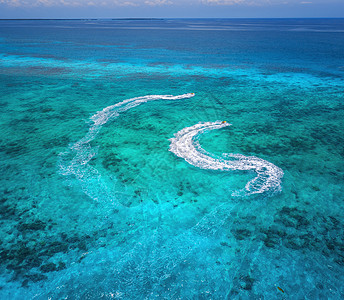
[115,0,139,6]
[0,0,149,6]
[201,0,273,5]
[0,0,77,6]
[202,0,245,4]
[144,0,172,5]
[201,0,322,5]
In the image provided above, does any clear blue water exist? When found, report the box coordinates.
[0,18,344,299]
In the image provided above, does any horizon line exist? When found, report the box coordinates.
[1,17,344,20]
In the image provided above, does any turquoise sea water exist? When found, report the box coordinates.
[0,19,344,299]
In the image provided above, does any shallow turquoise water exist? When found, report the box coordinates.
[0,19,344,299]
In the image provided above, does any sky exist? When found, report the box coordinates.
[0,0,344,19]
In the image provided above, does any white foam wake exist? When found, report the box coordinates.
[169,121,283,195]
[58,93,195,204]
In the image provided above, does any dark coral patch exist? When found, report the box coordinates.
[40,262,57,273]
[24,273,48,283]
[17,220,46,232]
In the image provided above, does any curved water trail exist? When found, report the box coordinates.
[55,93,242,298]
[58,93,195,205]
[53,98,283,299]
[169,121,284,195]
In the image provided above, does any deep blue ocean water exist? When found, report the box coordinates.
[0,18,344,299]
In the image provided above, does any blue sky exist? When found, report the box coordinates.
[0,0,343,19]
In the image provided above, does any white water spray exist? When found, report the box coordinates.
[169,121,283,195]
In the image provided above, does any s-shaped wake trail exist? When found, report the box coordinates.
[169,121,284,196]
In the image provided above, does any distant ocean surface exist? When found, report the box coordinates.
[0,18,344,299]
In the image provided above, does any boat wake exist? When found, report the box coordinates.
[58,93,195,205]
[52,96,284,299]
[169,121,283,195]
